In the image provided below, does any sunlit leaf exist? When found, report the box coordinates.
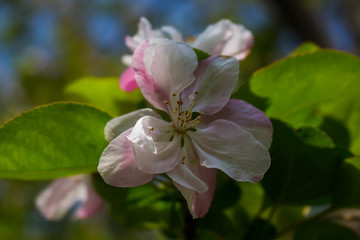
[250,50,360,154]
[290,42,321,56]
[65,76,143,116]
[0,102,112,179]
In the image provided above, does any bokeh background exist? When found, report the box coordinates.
[0,0,359,239]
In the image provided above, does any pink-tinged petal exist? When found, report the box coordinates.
[119,67,138,92]
[36,176,88,220]
[167,137,208,193]
[125,17,162,51]
[167,163,208,193]
[98,128,154,187]
[75,182,103,219]
[193,19,254,61]
[104,108,160,142]
[132,39,197,111]
[182,56,239,115]
[128,116,182,174]
[201,99,273,149]
[220,23,253,61]
[173,166,217,218]
[189,119,271,182]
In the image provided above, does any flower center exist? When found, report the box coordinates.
[164,92,204,133]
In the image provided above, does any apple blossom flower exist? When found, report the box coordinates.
[120,17,253,92]
[191,19,254,61]
[99,38,272,218]
[36,175,103,220]
[120,17,183,91]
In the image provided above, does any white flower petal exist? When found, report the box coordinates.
[200,99,273,149]
[121,54,132,66]
[167,137,208,193]
[99,128,154,187]
[36,175,88,220]
[167,163,208,193]
[104,108,160,142]
[75,181,103,219]
[189,119,271,182]
[132,137,182,174]
[127,116,174,153]
[132,39,197,111]
[182,56,239,115]
[125,17,163,51]
[173,165,217,219]
[193,19,254,60]
[128,115,181,174]
[160,26,183,42]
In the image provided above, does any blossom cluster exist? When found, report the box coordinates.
[36,17,272,220]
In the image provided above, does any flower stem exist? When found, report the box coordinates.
[181,200,197,240]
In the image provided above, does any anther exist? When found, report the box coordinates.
[181,156,185,164]
[177,100,183,106]
[195,91,199,94]
[172,93,176,97]
[164,101,169,104]
[149,127,154,134]
[200,113,204,117]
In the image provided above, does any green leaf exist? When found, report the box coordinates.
[197,210,238,239]
[250,50,360,154]
[295,126,335,148]
[333,156,360,209]
[193,48,211,61]
[211,172,241,209]
[262,119,342,205]
[294,221,359,240]
[0,102,112,179]
[290,42,321,56]
[65,76,143,116]
[93,174,176,231]
[238,182,264,220]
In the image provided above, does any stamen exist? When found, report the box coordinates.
[195,91,199,94]
[164,100,169,104]
[172,93,176,97]
[181,156,185,164]
[148,127,154,134]
[177,100,183,106]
